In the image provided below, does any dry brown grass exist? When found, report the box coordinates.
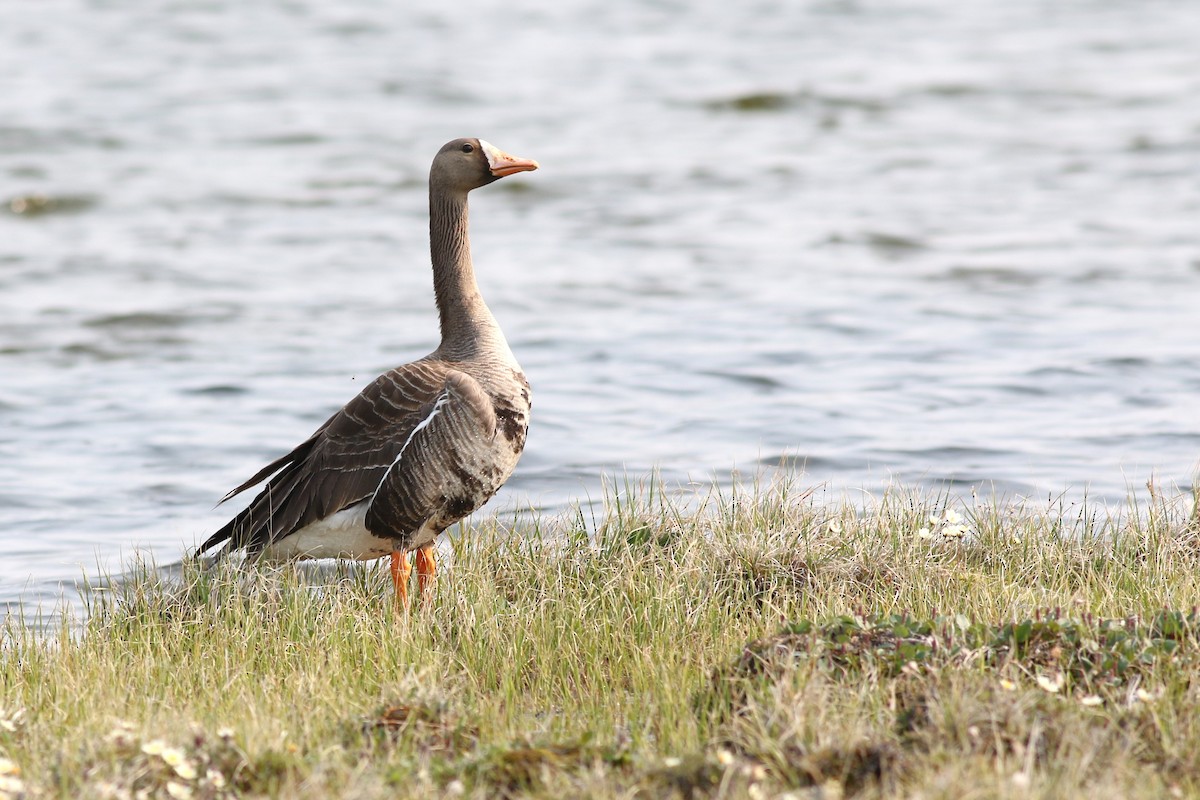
[2,474,1198,798]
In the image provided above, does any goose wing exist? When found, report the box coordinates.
[200,360,495,556]
[364,369,498,538]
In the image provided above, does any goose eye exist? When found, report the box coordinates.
[461,143,474,153]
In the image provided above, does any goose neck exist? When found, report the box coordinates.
[429,188,492,350]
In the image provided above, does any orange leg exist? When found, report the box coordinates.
[415,543,437,601]
[390,550,412,608]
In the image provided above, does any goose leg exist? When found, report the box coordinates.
[390,550,412,608]
[415,543,437,601]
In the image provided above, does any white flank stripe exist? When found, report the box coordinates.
[372,389,451,500]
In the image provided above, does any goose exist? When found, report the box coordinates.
[198,138,539,606]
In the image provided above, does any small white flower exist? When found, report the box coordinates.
[942,508,962,525]
[917,527,934,540]
[662,756,682,768]
[141,739,167,757]
[216,726,234,740]
[0,760,18,777]
[446,779,466,797]
[943,523,968,538]
[715,749,734,766]
[1136,688,1161,703]
[826,518,843,535]
[999,679,1017,692]
[206,770,227,789]
[0,775,27,795]
[1036,673,1064,693]
[166,781,193,800]
[159,747,187,768]
[1080,695,1104,706]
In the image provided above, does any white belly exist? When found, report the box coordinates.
[259,504,392,561]
[257,502,442,561]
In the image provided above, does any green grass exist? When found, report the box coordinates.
[2,474,1199,799]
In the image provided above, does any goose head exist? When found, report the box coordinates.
[431,138,539,192]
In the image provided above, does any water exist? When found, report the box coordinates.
[2,0,1199,619]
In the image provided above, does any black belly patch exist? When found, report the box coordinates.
[444,494,478,520]
[493,407,527,452]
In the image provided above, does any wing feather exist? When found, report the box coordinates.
[200,360,455,555]
[365,370,498,540]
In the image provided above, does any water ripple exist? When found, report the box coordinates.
[3,0,1200,622]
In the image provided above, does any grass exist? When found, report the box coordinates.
[2,473,1199,799]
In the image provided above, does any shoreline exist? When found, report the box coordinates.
[2,476,1200,798]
